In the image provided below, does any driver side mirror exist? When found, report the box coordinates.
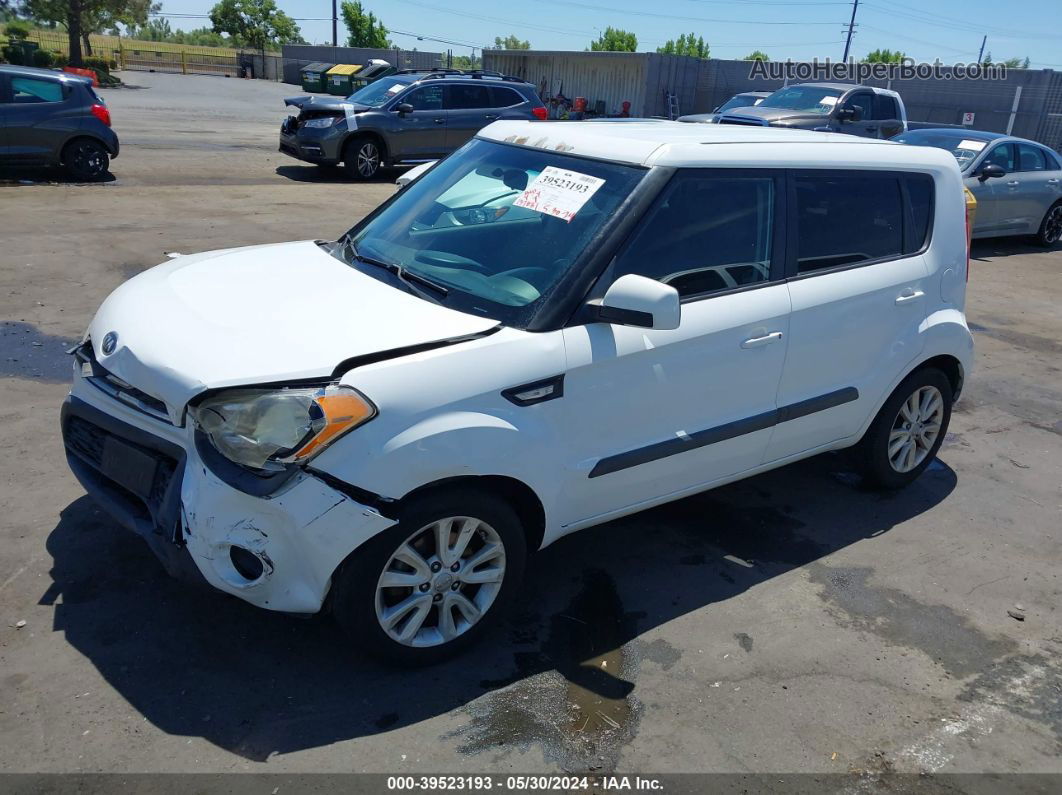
[836,106,862,122]
[979,163,1007,181]
[586,274,681,330]
[395,103,413,116]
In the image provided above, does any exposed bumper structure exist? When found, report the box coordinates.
[61,371,397,614]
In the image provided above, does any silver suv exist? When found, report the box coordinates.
[279,69,547,180]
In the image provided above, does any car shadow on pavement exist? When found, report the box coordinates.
[274,164,397,184]
[971,238,1054,260]
[42,451,955,762]
[0,166,116,186]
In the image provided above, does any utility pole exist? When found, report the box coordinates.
[842,0,859,62]
[332,0,338,48]
[977,35,987,63]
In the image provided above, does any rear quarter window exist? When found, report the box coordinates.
[905,174,934,252]
[11,76,64,103]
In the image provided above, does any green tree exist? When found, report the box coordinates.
[24,0,153,64]
[999,56,1028,68]
[452,53,480,70]
[862,48,905,63]
[743,50,769,61]
[209,0,302,53]
[589,26,636,52]
[657,32,708,58]
[981,50,992,65]
[493,34,529,50]
[340,0,389,48]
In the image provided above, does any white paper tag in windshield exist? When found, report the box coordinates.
[341,103,357,130]
[513,166,605,223]
[819,95,839,108]
[958,139,986,151]
[386,84,403,95]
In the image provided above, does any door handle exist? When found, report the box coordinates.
[434,118,445,124]
[484,114,499,120]
[1048,178,1060,184]
[895,289,924,305]
[1006,180,1020,187]
[741,331,783,349]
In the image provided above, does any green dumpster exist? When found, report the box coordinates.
[326,64,362,96]
[300,62,334,93]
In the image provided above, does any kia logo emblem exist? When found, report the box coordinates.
[101,331,118,355]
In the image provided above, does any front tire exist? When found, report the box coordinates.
[856,368,953,489]
[343,136,383,180]
[331,488,527,665]
[1034,201,1062,247]
[62,138,110,181]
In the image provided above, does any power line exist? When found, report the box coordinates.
[526,0,841,25]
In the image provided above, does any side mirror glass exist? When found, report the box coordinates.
[587,274,681,330]
[979,163,1006,181]
[395,103,413,115]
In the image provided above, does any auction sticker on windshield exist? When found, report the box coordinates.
[514,166,605,223]
[958,139,987,152]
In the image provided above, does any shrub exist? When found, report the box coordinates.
[1,43,24,65]
[4,20,32,40]
[31,48,54,67]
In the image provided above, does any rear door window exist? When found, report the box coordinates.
[874,94,899,120]
[793,172,904,272]
[447,84,490,110]
[1017,143,1047,172]
[10,76,64,103]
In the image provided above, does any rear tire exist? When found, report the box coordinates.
[1034,201,1062,247]
[331,488,527,665]
[855,368,953,490]
[342,136,383,181]
[62,138,110,181]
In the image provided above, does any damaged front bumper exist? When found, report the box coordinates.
[61,374,397,614]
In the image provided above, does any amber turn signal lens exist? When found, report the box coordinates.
[293,391,376,461]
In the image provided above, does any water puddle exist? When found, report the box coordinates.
[450,569,642,772]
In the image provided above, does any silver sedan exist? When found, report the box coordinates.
[895,129,1062,246]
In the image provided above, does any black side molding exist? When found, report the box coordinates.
[589,387,859,478]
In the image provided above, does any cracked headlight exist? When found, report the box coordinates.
[190,385,375,471]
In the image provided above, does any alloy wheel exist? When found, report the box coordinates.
[374,516,506,647]
[71,142,105,178]
[1044,205,1062,244]
[357,142,380,178]
[888,385,944,473]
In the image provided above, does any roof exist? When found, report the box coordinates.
[789,82,901,96]
[327,64,362,75]
[0,64,84,82]
[899,128,1007,142]
[478,120,958,171]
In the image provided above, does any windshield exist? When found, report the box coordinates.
[759,86,843,114]
[346,75,414,106]
[717,94,761,113]
[894,131,990,170]
[339,138,646,326]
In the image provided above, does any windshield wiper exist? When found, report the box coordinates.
[339,234,449,299]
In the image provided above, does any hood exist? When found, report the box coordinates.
[87,241,499,416]
[677,113,718,124]
[283,95,370,111]
[719,105,832,125]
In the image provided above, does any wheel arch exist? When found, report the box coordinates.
[342,129,389,163]
[60,133,115,162]
[398,474,546,555]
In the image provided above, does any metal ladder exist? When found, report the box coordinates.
[665,91,680,120]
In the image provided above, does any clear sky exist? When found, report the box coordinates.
[154,0,1061,68]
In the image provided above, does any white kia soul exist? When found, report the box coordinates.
[62,121,974,663]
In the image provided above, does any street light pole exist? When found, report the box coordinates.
[332,0,338,48]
